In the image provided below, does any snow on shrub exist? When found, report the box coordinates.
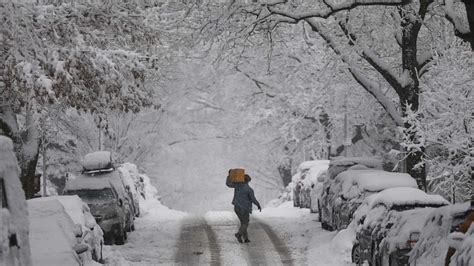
[118,163,185,219]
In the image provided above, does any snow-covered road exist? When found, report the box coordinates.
[103,201,353,265]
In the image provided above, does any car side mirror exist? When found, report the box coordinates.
[119,199,123,207]
[73,243,89,255]
[311,184,315,189]
[447,232,465,250]
[85,217,96,230]
[359,216,366,225]
[73,224,83,237]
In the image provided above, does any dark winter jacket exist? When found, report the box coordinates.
[226,176,261,213]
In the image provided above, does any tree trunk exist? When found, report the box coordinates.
[398,3,427,191]
[278,157,293,187]
[19,152,40,199]
[462,0,474,49]
[1,105,41,199]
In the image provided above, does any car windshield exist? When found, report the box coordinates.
[65,189,115,203]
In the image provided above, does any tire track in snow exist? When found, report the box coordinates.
[256,220,294,266]
[175,215,221,266]
[245,221,294,266]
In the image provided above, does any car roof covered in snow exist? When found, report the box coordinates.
[36,196,87,225]
[336,170,418,199]
[297,160,330,172]
[327,157,384,179]
[82,151,112,171]
[368,187,449,209]
[27,198,80,266]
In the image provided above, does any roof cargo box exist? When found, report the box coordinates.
[229,168,245,183]
[82,151,112,171]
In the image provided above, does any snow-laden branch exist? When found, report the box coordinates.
[360,47,404,92]
[268,0,402,20]
[444,0,471,35]
[306,18,404,127]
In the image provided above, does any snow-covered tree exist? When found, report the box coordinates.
[193,0,473,190]
[401,40,473,202]
[0,1,161,198]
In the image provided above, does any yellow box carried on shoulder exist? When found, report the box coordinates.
[229,168,245,183]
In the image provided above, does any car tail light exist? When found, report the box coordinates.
[407,232,420,248]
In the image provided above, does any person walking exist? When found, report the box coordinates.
[226,172,262,243]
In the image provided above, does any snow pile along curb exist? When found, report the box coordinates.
[120,163,186,220]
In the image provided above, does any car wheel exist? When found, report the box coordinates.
[99,243,104,263]
[352,243,363,265]
[131,223,135,232]
[92,249,98,261]
[114,231,126,245]
[317,203,322,222]
[321,221,328,230]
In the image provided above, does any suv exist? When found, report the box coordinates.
[351,187,449,266]
[64,176,128,245]
[81,151,135,232]
[0,136,32,266]
[319,157,383,230]
[331,170,418,230]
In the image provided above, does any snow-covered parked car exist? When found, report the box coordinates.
[0,136,32,266]
[64,175,129,245]
[48,195,104,263]
[307,166,329,214]
[331,170,418,230]
[409,201,472,265]
[292,160,329,208]
[78,151,135,233]
[28,198,90,266]
[351,187,449,266]
[118,166,141,217]
[319,157,384,231]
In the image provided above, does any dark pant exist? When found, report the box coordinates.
[234,206,250,240]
